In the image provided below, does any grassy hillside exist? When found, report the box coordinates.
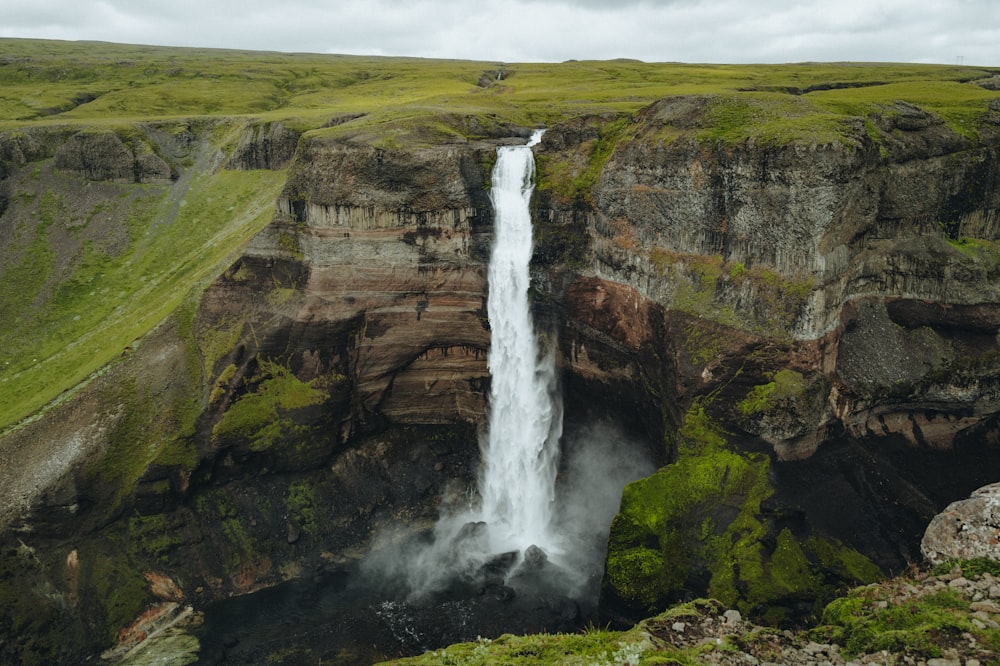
[2,39,998,141]
[1,38,999,431]
[0,126,284,430]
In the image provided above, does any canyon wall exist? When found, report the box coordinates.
[3,94,1000,661]
[530,97,1000,623]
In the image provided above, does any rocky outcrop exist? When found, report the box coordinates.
[384,562,1000,665]
[570,98,1000,340]
[205,136,499,433]
[53,129,172,182]
[226,121,300,170]
[922,483,1000,564]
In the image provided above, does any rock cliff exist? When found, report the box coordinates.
[3,88,1000,662]
[530,97,1000,624]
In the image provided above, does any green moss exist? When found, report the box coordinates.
[606,401,881,623]
[78,540,151,644]
[864,119,889,158]
[377,626,652,665]
[767,528,817,596]
[200,316,247,379]
[577,116,633,202]
[818,588,983,657]
[678,322,727,366]
[807,536,883,584]
[129,513,185,562]
[286,479,318,537]
[378,601,758,665]
[737,369,807,416]
[210,363,238,405]
[266,286,299,308]
[933,557,1000,579]
[607,403,774,613]
[606,547,670,609]
[275,229,303,259]
[945,236,1000,270]
[535,115,635,204]
[676,402,728,453]
[212,360,326,450]
[649,249,815,340]
[222,517,254,555]
[481,150,498,190]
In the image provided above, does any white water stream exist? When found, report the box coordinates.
[478,130,564,559]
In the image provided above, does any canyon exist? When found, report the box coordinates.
[2,43,1000,663]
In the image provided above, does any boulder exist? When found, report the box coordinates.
[921,482,1000,564]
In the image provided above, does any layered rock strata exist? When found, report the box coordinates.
[529,98,1000,622]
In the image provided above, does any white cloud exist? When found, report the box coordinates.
[0,0,998,64]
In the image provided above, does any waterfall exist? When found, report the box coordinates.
[357,130,654,612]
[479,129,564,559]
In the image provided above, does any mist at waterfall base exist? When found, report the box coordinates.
[363,420,656,602]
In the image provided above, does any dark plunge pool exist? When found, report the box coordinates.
[194,555,592,665]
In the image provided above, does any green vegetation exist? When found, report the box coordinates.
[0,143,284,430]
[737,369,807,416]
[378,622,653,665]
[78,539,152,644]
[2,39,998,142]
[604,401,880,623]
[286,479,318,537]
[650,249,816,339]
[933,557,1000,579]
[815,574,1000,658]
[820,590,965,656]
[129,513,186,563]
[945,235,1000,273]
[212,360,326,450]
[384,563,1000,665]
[538,115,635,204]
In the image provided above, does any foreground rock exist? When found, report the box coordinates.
[923,483,1000,565]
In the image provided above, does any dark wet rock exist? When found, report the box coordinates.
[226,121,300,170]
[522,544,548,569]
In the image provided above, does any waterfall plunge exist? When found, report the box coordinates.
[366,131,576,602]
[479,130,564,559]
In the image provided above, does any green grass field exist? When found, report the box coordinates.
[3,39,998,141]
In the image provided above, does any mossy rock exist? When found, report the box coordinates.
[602,404,882,625]
[211,359,329,454]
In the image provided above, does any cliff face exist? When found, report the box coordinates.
[580,97,1000,457]
[205,137,497,434]
[531,97,1000,622]
[4,93,1000,661]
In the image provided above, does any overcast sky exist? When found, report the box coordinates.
[2,0,998,65]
